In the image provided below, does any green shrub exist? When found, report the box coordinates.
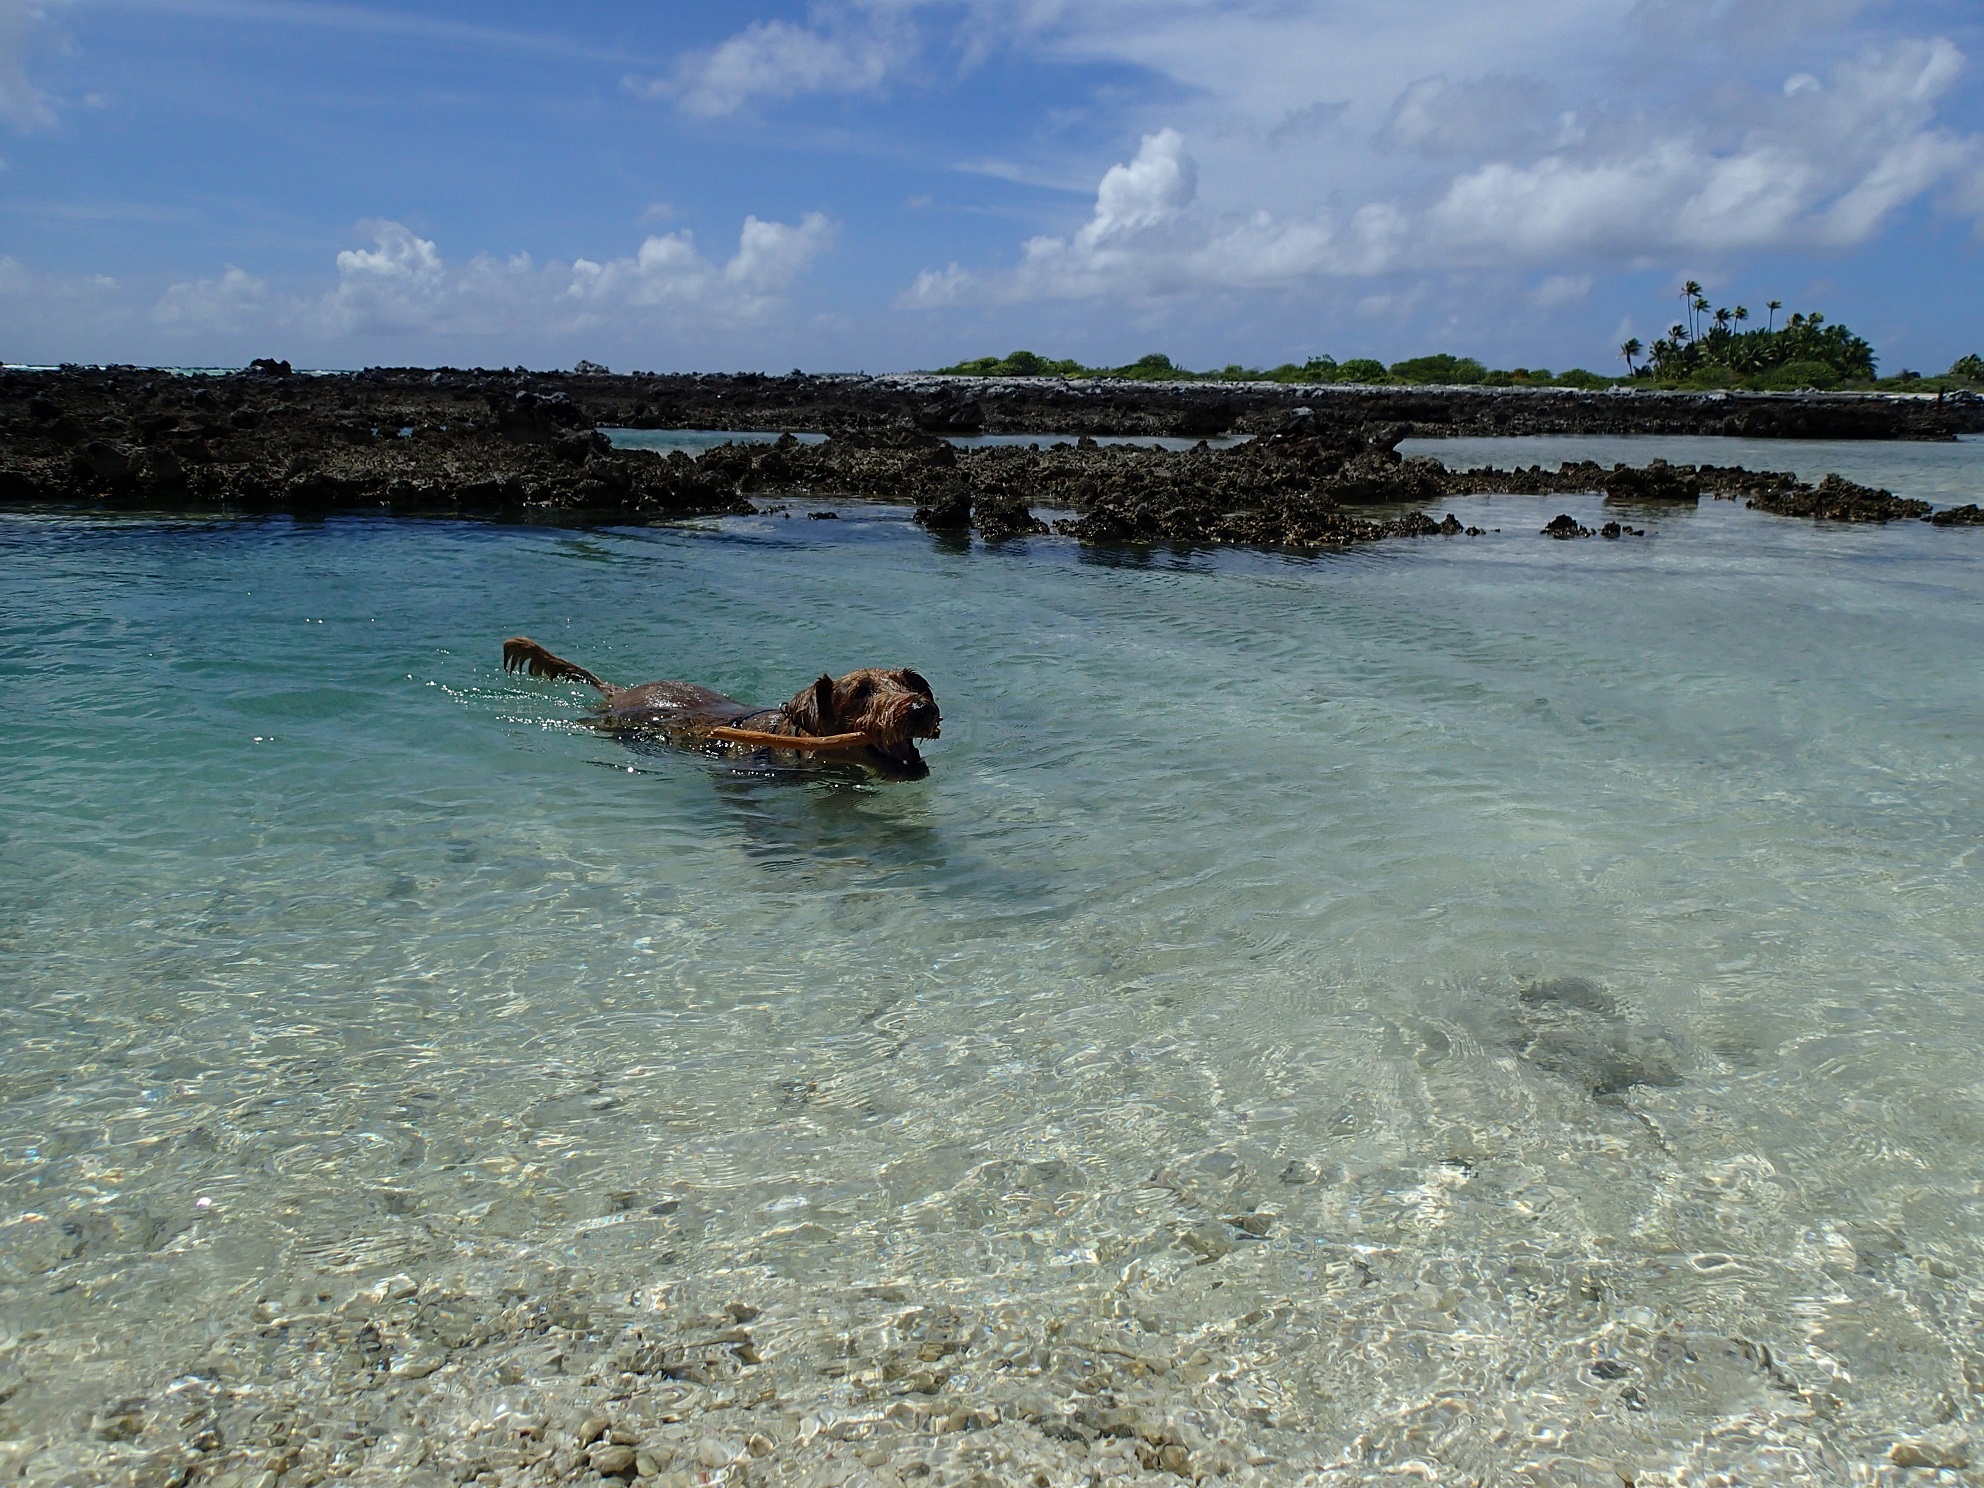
[1336,358,1389,383]
[1389,354,1488,384]
[1552,368,1611,389]
[1754,360,1840,390]
[934,350,1085,377]
[1272,356,1340,383]
[1112,353,1193,380]
[1949,353,1984,382]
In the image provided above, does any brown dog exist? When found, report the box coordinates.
[502,637,941,778]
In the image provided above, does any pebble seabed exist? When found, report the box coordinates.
[8,1022,1980,1488]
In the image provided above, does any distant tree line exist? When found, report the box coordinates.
[932,349,1619,388]
[933,287,1984,392]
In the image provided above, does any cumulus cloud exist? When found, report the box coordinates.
[903,130,1410,305]
[311,214,834,338]
[564,211,833,320]
[635,6,915,117]
[905,35,1984,307]
[74,211,836,354]
[1428,38,1976,261]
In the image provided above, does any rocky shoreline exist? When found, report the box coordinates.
[2,365,1980,549]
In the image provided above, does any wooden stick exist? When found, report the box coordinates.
[707,725,873,750]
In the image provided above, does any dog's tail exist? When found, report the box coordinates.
[502,636,610,691]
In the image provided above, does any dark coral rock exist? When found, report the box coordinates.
[1746,471,1930,522]
[913,487,973,532]
[915,396,984,433]
[972,492,1048,541]
[1542,513,1590,539]
[1929,503,1984,526]
[75,441,142,482]
[1604,460,1701,503]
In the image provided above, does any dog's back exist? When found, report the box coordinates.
[592,681,761,735]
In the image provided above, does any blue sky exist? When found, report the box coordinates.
[3,0,1983,373]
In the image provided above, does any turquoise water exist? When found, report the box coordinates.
[1403,431,1984,509]
[3,446,1984,1483]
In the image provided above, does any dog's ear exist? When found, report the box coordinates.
[895,668,934,699]
[785,673,837,734]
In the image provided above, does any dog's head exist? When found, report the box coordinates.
[783,667,941,775]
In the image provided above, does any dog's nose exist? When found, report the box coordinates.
[908,700,939,727]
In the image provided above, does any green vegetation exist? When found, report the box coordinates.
[1644,295,1876,386]
[936,350,1092,378]
[930,307,1984,393]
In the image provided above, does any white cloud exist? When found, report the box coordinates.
[726,212,835,290]
[153,265,270,331]
[320,221,518,336]
[638,7,915,118]
[1080,127,1195,244]
[904,33,1984,307]
[0,0,56,128]
[52,212,840,354]
[900,261,969,307]
[0,252,127,349]
[905,131,1409,305]
[1427,38,1977,261]
[565,212,832,318]
[312,213,835,338]
[1384,73,1559,159]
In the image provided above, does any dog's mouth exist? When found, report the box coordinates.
[868,736,926,768]
[867,713,939,772]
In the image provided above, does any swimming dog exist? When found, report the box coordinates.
[501,637,941,779]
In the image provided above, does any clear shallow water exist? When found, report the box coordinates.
[3,465,1984,1484]
[606,429,831,457]
[604,428,1254,456]
[1403,432,1984,510]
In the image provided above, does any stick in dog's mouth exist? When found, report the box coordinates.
[702,727,932,769]
[706,726,872,750]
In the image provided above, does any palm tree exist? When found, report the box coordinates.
[1620,338,1644,374]
[1682,280,1703,337]
[1734,306,1749,326]
[1713,307,1732,333]
[1765,299,1782,331]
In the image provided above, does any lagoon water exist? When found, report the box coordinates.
[604,428,1253,456]
[4,437,1984,1484]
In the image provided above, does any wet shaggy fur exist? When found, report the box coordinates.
[501,637,942,778]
